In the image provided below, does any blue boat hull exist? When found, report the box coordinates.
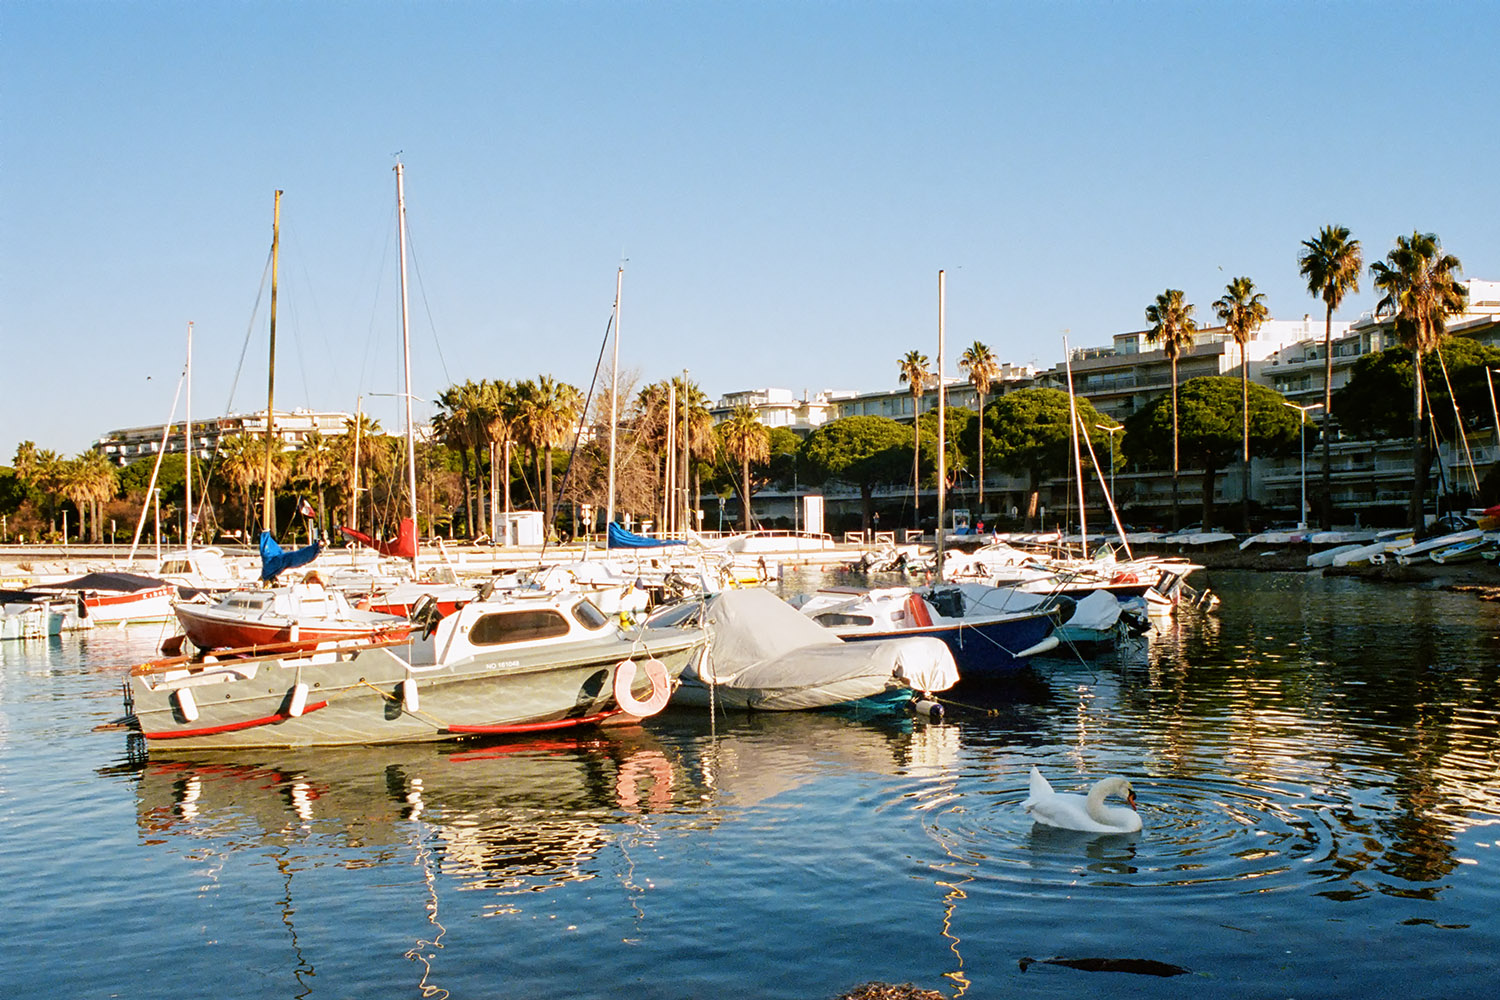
[837,609,1058,680]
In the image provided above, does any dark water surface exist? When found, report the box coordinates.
[4,570,1499,998]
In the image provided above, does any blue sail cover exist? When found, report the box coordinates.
[259,531,322,581]
[607,522,687,549]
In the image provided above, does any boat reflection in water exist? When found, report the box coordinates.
[132,729,693,902]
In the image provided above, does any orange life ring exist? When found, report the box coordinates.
[904,592,933,627]
[613,657,672,717]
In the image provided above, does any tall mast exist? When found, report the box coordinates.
[262,190,282,536]
[395,162,419,563]
[184,321,193,555]
[350,395,364,532]
[1064,335,1088,555]
[606,266,622,542]
[936,270,946,576]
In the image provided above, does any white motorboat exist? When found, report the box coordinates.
[124,588,707,750]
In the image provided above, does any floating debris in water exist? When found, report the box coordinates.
[834,983,945,1000]
[1018,956,1191,977]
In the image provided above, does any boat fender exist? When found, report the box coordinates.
[287,682,309,718]
[400,677,420,712]
[1014,635,1060,659]
[904,593,933,627]
[613,657,672,717]
[913,698,944,720]
[173,687,199,723]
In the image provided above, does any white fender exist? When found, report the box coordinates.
[173,687,199,722]
[612,657,672,718]
[400,677,420,712]
[287,682,309,717]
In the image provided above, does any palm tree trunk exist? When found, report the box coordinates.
[741,453,752,531]
[977,390,986,510]
[1320,304,1334,529]
[1170,357,1180,531]
[912,406,921,529]
[1240,352,1250,534]
[1410,352,1426,529]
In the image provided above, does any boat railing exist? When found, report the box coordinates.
[131,634,414,677]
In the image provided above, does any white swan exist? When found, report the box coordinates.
[1022,764,1141,833]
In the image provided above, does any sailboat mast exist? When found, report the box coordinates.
[1064,336,1088,555]
[936,270,946,575]
[350,395,363,531]
[262,189,282,536]
[606,266,622,541]
[185,321,193,555]
[395,163,420,554]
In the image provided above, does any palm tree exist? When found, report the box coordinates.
[1144,289,1198,530]
[214,434,258,536]
[476,378,519,534]
[1214,277,1269,533]
[75,450,118,542]
[897,349,933,527]
[1370,231,1469,528]
[958,341,1000,512]
[718,405,770,531]
[515,375,583,535]
[1298,225,1362,529]
[435,381,481,536]
[294,430,336,534]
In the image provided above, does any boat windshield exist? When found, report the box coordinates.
[570,599,610,630]
[470,609,572,645]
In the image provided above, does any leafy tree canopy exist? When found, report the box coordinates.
[1124,376,1302,470]
[799,416,911,489]
[1335,339,1500,441]
[119,454,188,502]
[986,388,1111,483]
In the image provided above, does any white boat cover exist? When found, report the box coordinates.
[683,589,957,710]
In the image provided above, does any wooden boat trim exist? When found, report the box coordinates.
[131,635,414,677]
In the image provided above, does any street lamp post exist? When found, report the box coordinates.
[1097,422,1124,503]
[1284,401,1323,529]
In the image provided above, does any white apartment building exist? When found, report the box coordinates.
[93,408,355,466]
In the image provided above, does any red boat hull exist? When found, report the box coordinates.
[174,603,411,653]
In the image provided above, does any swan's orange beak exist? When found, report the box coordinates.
[1127,790,1138,810]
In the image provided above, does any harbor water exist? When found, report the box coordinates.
[4,569,1499,998]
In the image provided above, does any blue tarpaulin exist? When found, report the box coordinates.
[607,522,687,549]
[259,531,322,582]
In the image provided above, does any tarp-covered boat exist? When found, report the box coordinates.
[671,588,957,711]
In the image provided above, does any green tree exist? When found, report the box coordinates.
[717,405,771,531]
[1214,276,1269,532]
[1144,288,1198,529]
[514,375,583,534]
[958,342,1001,510]
[294,430,337,534]
[1124,376,1302,529]
[799,416,912,529]
[1298,225,1363,528]
[897,349,933,526]
[1370,231,1469,527]
[987,387,1109,528]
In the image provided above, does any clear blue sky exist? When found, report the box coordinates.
[3,1,1496,464]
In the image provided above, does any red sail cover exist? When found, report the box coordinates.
[340,517,418,559]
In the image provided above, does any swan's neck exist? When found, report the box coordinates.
[1086,780,1128,824]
